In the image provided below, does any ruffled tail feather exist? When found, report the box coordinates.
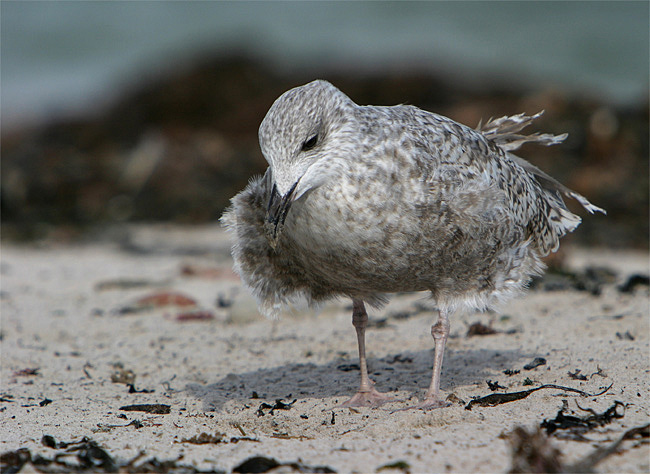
[478,111,606,216]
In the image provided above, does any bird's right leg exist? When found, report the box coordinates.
[335,299,395,407]
[414,309,452,409]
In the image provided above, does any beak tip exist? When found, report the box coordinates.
[264,180,298,249]
[263,219,280,250]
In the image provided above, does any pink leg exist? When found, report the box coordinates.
[415,309,452,410]
[335,299,395,407]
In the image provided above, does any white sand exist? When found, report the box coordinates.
[1,225,648,473]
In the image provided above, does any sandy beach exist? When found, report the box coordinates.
[1,225,648,473]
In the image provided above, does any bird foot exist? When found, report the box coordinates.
[413,397,452,411]
[335,388,396,408]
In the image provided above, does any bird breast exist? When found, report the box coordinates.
[276,150,496,295]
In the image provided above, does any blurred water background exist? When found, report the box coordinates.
[1,1,648,247]
[3,1,648,129]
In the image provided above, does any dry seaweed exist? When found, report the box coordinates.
[232,455,336,473]
[465,384,612,410]
[110,363,136,384]
[12,367,40,377]
[18,436,118,473]
[20,398,54,408]
[541,401,626,440]
[377,460,411,473]
[487,380,507,391]
[1,447,31,474]
[180,431,259,445]
[181,432,225,445]
[124,457,224,473]
[566,423,650,473]
[94,419,144,431]
[127,384,154,394]
[523,357,547,370]
[255,398,296,417]
[1,436,226,473]
[567,369,588,381]
[508,426,563,474]
[508,423,650,473]
[119,403,171,415]
[618,274,650,293]
[466,322,499,336]
[232,456,279,473]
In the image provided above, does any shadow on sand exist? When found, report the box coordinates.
[186,345,533,411]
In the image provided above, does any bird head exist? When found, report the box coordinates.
[259,80,355,248]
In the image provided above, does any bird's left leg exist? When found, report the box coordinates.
[335,299,395,407]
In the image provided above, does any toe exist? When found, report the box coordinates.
[335,389,396,408]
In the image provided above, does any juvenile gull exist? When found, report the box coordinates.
[221,80,605,409]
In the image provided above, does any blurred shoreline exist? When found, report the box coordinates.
[1,54,648,248]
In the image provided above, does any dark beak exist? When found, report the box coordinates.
[264,181,298,249]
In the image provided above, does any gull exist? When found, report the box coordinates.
[221,80,604,409]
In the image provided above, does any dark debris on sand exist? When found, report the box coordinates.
[255,398,296,417]
[232,455,336,473]
[541,400,626,441]
[0,435,337,474]
[119,403,171,415]
[508,423,649,473]
[465,384,611,410]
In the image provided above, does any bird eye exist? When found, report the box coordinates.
[302,134,318,151]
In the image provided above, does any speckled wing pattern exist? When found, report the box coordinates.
[355,105,602,256]
[475,111,604,254]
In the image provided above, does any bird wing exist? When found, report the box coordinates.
[405,108,604,255]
